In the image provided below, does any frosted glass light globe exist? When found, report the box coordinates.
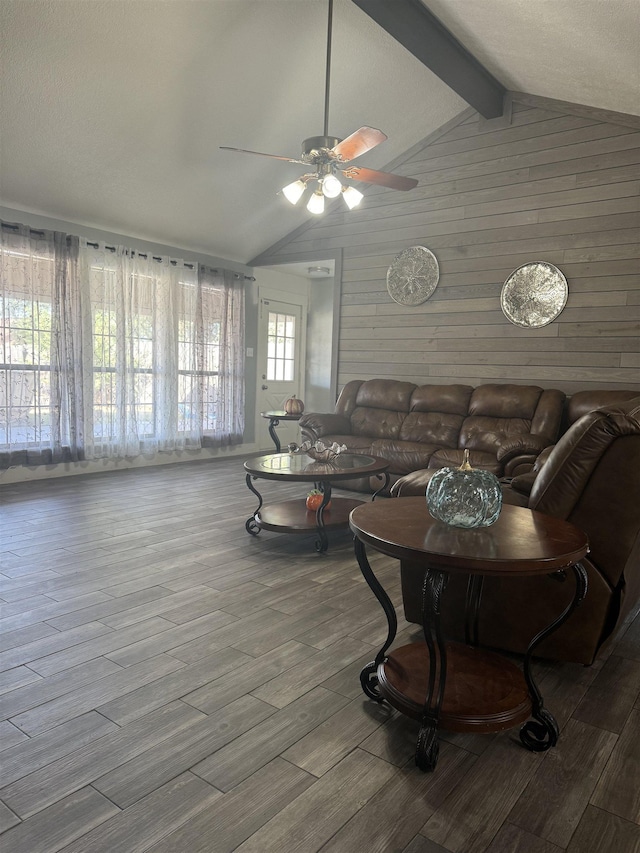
[321,174,342,198]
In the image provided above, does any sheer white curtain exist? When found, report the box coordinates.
[0,223,84,466]
[197,265,245,447]
[81,242,201,458]
[1,223,245,467]
[82,247,245,458]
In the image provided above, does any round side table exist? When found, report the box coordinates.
[349,498,589,771]
[260,411,301,452]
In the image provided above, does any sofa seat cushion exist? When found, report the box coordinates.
[370,440,440,474]
[429,448,502,475]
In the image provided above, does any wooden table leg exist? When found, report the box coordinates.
[245,473,263,535]
[267,417,281,452]
[415,567,449,771]
[520,562,588,751]
[354,537,398,701]
[313,481,332,553]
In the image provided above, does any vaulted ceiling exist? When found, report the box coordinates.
[1,0,638,265]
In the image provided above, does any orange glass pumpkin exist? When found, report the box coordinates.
[284,395,304,415]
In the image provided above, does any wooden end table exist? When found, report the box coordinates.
[260,411,302,452]
[349,498,589,771]
[244,452,389,553]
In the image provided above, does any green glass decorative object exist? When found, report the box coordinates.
[425,449,502,528]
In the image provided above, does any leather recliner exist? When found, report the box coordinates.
[399,396,640,664]
[503,389,640,505]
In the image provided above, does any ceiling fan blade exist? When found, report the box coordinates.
[219,146,307,165]
[342,166,418,191]
[331,127,387,162]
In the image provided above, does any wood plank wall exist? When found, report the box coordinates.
[258,97,640,395]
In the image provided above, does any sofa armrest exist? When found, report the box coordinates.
[505,443,557,495]
[496,433,551,464]
[503,455,539,478]
[509,470,538,497]
[298,412,352,441]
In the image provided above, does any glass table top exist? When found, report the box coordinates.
[245,452,388,480]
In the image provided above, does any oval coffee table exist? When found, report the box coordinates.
[244,452,389,553]
[349,498,589,771]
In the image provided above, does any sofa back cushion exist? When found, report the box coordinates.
[350,379,416,439]
[399,413,464,447]
[459,384,552,454]
[336,379,566,450]
[469,384,544,419]
[459,416,533,454]
[566,389,640,428]
[400,384,473,446]
[355,379,416,411]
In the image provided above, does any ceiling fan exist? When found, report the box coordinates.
[220,0,418,214]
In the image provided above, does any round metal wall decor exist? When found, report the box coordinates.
[387,246,439,306]
[501,262,568,328]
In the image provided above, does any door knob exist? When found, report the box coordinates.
[261,384,268,390]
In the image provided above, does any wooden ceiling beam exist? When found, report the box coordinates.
[351,0,506,119]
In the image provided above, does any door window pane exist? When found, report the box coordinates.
[266,311,296,383]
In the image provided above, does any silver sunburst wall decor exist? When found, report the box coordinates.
[387,246,440,306]
[501,262,568,328]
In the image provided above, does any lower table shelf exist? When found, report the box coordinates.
[377,642,532,734]
[255,497,364,534]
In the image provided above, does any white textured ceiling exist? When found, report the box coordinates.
[1,0,638,265]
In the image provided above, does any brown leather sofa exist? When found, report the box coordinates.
[399,395,640,664]
[299,379,566,491]
[390,388,640,499]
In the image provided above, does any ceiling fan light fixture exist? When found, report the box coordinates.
[321,173,342,199]
[282,179,307,205]
[307,190,325,215]
[342,185,364,209]
[221,0,418,211]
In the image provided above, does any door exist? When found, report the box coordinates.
[256,295,306,450]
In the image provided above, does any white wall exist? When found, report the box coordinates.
[306,277,336,413]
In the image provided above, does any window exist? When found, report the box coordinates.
[1,225,245,466]
[91,275,156,443]
[1,291,53,447]
[0,230,66,464]
[267,310,296,382]
[177,285,221,433]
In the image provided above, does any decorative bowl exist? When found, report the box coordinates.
[299,439,347,464]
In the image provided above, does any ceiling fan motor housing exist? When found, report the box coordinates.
[302,136,342,161]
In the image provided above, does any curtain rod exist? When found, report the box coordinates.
[1,222,255,279]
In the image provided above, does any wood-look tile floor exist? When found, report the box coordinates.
[0,458,638,853]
